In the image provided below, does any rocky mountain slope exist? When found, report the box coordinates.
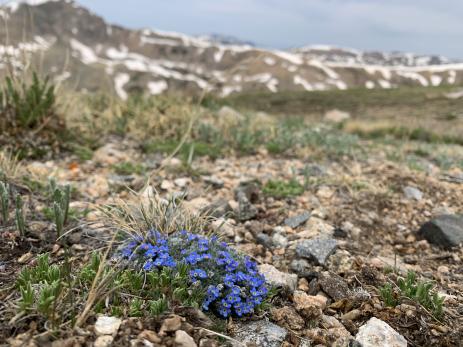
[1,0,463,98]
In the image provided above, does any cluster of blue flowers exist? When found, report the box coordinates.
[120,230,268,318]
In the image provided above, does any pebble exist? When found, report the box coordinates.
[318,272,350,301]
[418,214,463,248]
[355,317,407,347]
[94,316,122,336]
[174,330,197,347]
[233,320,287,347]
[94,335,114,347]
[284,211,310,228]
[293,291,327,318]
[296,238,337,265]
[403,186,423,201]
[259,264,298,293]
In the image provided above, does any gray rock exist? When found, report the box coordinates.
[403,186,423,201]
[233,320,287,347]
[355,317,407,347]
[272,233,288,248]
[202,175,224,188]
[259,264,298,293]
[256,233,273,248]
[318,272,350,301]
[296,238,337,265]
[290,259,311,274]
[418,214,463,248]
[236,191,258,221]
[284,211,310,228]
[201,199,232,218]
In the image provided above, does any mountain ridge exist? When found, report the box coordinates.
[0,0,462,98]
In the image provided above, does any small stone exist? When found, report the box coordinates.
[324,109,350,123]
[403,186,423,201]
[271,306,305,331]
[272,233,288,248]
[175,330,197,347]
[290,259,311,275]
[296,238,337,265]
[355,317,407,347]
[341,309,362,321]
[18,252,33,264]
[94,335,114,347]
[202,175,224,188]
[293,291,327,318]
[94,316,122,336]
[202,199,232,218]
[318,272,350,301]
[160,315,183,335]
[236,191,257,221]
[161,180,174,190]
[233,320,287,347]
[256,233,273,248]
[138,330,162,344]
[259,264,298,293]
[93,144,128,165]
[418,214,463,248]
[284,212,310,228]
[174,178,190,188]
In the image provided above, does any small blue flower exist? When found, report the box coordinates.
[190,269,208,279]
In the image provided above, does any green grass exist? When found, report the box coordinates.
[263,179,305,198]
[111,161,146,175]
[379,271,445,319]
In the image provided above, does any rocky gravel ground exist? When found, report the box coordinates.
[1,136,463,347]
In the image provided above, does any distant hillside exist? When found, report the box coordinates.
[1,0,463,98]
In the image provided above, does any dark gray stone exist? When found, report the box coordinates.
[236,191,258,221]
[233,320,287,347]
[256,233,272,248]
[296,237,337,265]
[418,214,463,248]
[284,211,310,228]
[319,272,350,301]
[201,198,232,218]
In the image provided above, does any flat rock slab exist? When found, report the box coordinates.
[356,317,407,347]
[296,238,337,265]
[418,214,463,248]
[284,211,311,228]
[233,320,287,347]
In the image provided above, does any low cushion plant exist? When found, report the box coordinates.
[120,230,269,318]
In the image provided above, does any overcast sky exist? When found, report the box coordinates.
[41,0,463,58]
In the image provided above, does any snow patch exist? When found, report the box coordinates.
[378,80,391,88]
[396,71,429,86]
[264,57,276,66]
[272,51,303,65]
[294,75,313,91]
[309,59,339,79]
[114,73,130,100]
[148,80,168,95]
[430,75,442,86]
[70,39,98,64]
[365,81,375,89]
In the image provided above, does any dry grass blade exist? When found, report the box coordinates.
[99,188,215,241]
[0,150,22,181]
